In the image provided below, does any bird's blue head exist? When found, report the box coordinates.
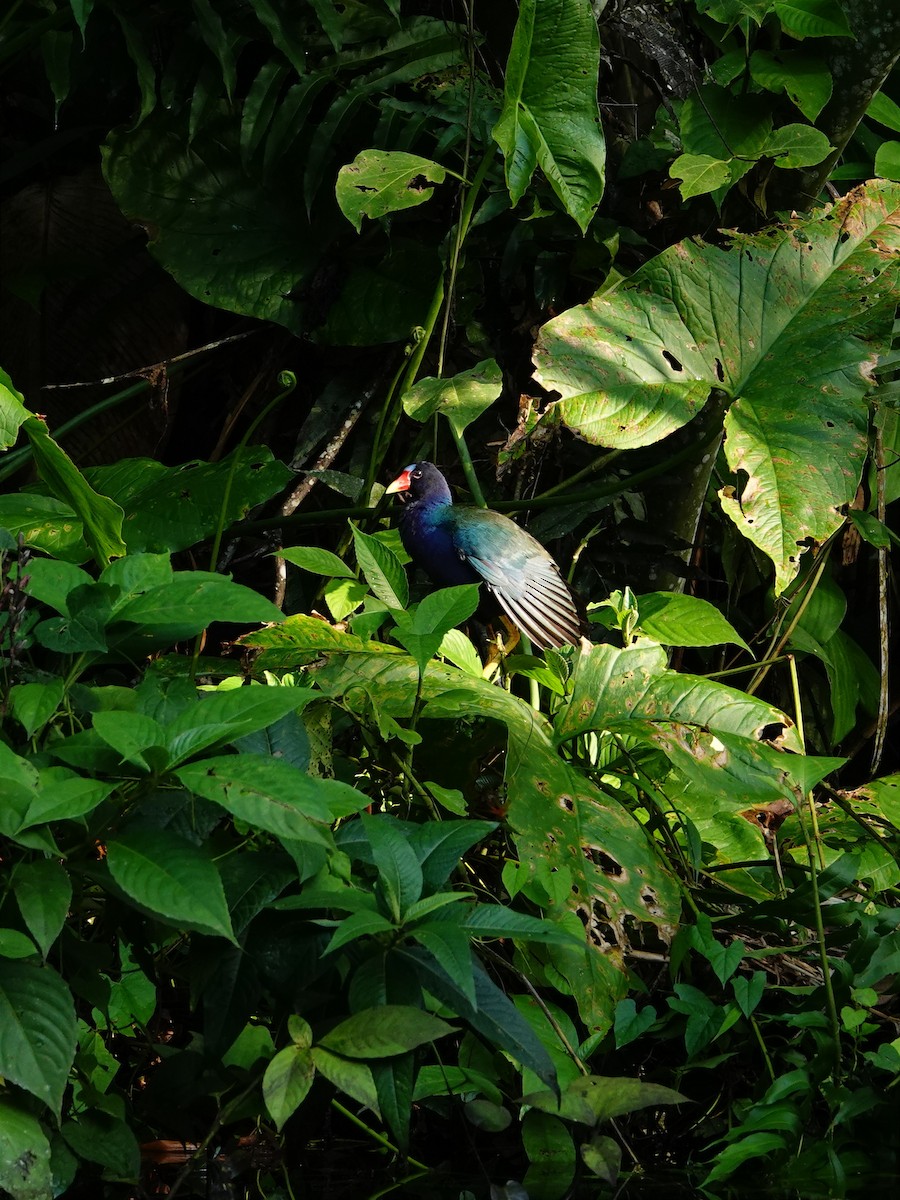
[386,462,452,505]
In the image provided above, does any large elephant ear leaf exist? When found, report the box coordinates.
[534,180,900,592]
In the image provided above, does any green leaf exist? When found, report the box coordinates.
[402,948,558,1091]
[372,1052,415,1150]
[310,1046,380,1113]
[0,495,87,561]
[21,557,92,615]
[536,182,899,591]
[89,448,292,556]
[106,830,236,942]
[103,109,312,333]
[18,767,113,830]
[411,922,476,1006]
[670,153,733,200]
[437,628,482,677]
[325,910,397,954]
[336,149,447,231]
[393,585,481,674]
[867,91,900,134]
[522,1110,576,1196]
[401,360,502,438]
[703,1131,787,1186]
[173,754,335,844]
[60,1112,140,1182]
[765,123,832,168]
[22,417,125,565]
[875,141,900,181]
[750,50,833,121]
[460,904,583,945]
[0,960,77,1116]
[164,686,311,766]
[319,1005,454,1058]
[0,930,37,959]
[92,710,168,772]
[614,999,657,1048]
[555,642,796,746]
[527,1074,687,1125]
[351,524,408,610]
[689,913,745,985]
[263,1044,315,1130]
[773,0,852,39]
[679,84,772,172]
[34,583,115,654]
[8,680,65,739]
[493,0,605,231]
[112,574,283,642]
[13,861,71,959]
[279,546,356,578]
[732,970,766,1017]
[0,1098,52,1200]
[362,814,423,922]
[0,367,30,450]
[636,593,749,650]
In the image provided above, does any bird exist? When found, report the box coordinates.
[386,462,583,650]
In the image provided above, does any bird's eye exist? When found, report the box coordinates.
[412,469,422,479]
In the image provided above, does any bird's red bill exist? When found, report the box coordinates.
[385,467,413,495]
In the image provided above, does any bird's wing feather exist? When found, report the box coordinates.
[449,508,582,650]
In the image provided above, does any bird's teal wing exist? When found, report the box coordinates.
[447,507,582,649]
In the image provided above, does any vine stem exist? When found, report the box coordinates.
[786,653,842,1073]
[330,1099,429,1172]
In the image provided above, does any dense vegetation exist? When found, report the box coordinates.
[1,1,898,1197]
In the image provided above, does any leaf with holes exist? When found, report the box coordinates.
[535,181,899,591]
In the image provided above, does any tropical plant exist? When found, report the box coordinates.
[1,0,898,1197]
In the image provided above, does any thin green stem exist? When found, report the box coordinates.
[330,1099,429,1171]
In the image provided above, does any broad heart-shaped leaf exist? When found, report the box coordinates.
[88,447,292,556]
[493,0,605,232]
[336,149,446,231]
[773,0,852,39]
[8,679,65,739]
[764,123,832,169]
[22,416,126,565]
[535,181,899,591]
[670,153,733,200]
[554,642,799,749]
[174,754,335,844]
[0,1097,53,1200]
[103,108,316,333]
[0,960,77,1116]
[351,524,408,610]
[401,360,502,438]
[106,829,236,942]
[318,1006,454,1058]
[749,49,833,122]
